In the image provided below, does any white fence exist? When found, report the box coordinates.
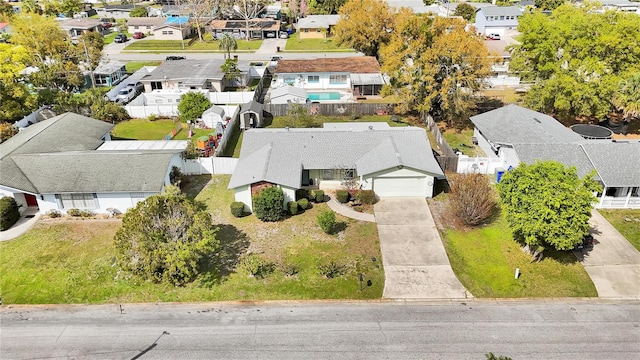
[125,91,255,118]
[457,155,505,174]
[182,157,238,175]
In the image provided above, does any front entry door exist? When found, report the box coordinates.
[25,194,38,206]
[302,170,310,186]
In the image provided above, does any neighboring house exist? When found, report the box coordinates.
[209,19,280,40]
[484,37,521,87]
[58,18,106,38]
[385,0,441,14]
[0,113,186,215]
[594,0,640,13]
[161,4,190,17]
[228,124,444,211]
[273,57,385,96]
[96,5,144,19]
[154,16,191,40]
[296,15,339,39]
[139,59,250,93]
[474,6,522,36]
[126,17,167,35]
[265,3,282,19]
[267,86,308,104]
[0,23,11,35]
[92,61,128,87]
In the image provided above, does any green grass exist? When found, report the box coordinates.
[441,128,485,156]
[598,209,640,251]
[111,119,182,140]
[104,31,132,45]
[0,176,384,304]
[440,214,597,298]
[123,38,262,52]
[231,131,243,158]
[285,33,354,52]
[268,115,409,129]
[125,61,161,74]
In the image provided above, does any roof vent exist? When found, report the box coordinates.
[532,117,541,124]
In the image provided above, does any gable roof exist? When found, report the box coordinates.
[276,57,381,74]
[228,126,443,189]
[581,141,640,187]
[513,143,599,181]
[478,6,522,16]
[203,105,225,117]
[269,86,308,99]
[297,15,340,29]
[240,100,263,114]
[470,104,584,145]
[143,59,244,82]
[58,18,102,29]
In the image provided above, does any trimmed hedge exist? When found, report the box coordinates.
[287,201,299,215]
[336,190,350,203]
[313,190,325,203]
[297,198,310,210]
[253,186,285,222]
[295,189,310,201]
[230,202,246,218]
[67,208,82,217]
[356,190,377,204]
[317,209,336,234]
[0,197,20,231]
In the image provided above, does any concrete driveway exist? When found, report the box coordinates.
[374,198,470,299]
[574,210,640,299]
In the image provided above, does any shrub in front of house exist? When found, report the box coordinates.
[79,210,94,218]
[295,189,310,201]
[47,209,62,218]
[230,202,246,218]
[0,197,20,231]
[67,208,82,217]
[336,190,350,203]
[288,201,299,215]
[355,190,377,204]
[312,190,325,203]
[253,186,285,222]
[317,209,336,234]
[297,198,310,210]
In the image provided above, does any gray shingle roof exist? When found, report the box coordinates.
[228,126,443,189]
[478,6,522,16]
[513,143,599,181]
[297,15,340,29]
[10,151,178,193]
[470,104,584,145]
[144,59,249,82]
[269,86,308,99]
[581,141,640,187]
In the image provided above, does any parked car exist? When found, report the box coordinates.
[115,87,136,104]
[487,33,501,40]
[114,34,128,43]
[269,56,282,67]
[132,32,145,39]
[166,56,186,61]
[279,31,289,39]
[101,22,113,28]
[265,32,276,38]
[125,81,144,94]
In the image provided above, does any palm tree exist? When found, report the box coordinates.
[612,73,640,120]
[218,33,238,60]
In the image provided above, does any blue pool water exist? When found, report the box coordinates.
[307,92,342,101]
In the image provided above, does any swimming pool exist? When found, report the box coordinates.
[307,92,342,101]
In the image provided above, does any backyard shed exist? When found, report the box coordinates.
[201,105,226,129]
[239,100,263,129]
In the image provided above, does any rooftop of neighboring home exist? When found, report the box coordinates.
[275,57,381,74]
[58,18,102,29]
[94,61,126,75]
[269,86,308,99]
[228,126,443,189]
[208,18,280,31]
[470,104,584,145]
[296,15,340,29]
[102,4,137,10]
[126,17,167,27]
[0,23,9,30]
[477,6,523,17]
[142,59,250,83]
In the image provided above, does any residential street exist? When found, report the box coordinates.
[1,300,638,359]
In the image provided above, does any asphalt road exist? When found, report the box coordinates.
[1,300,639,359]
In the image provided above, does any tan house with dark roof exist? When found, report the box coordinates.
[126,17,167,35]
[209,19,280,40]
[272,56,385,96]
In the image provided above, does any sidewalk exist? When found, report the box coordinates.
[0,208,41,242]
[326,197,376,222]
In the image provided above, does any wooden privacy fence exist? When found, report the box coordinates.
[423,113,457,157]
[264,103,398,117]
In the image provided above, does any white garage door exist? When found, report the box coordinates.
[373,177,427,197]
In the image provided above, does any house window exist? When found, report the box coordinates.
[343,169,355,179]
[57,193,97,209]
[162,31,168,35]
[205,81,212,89]
[323,169,334,180]
[499,16,504,20]
[151,81,162,90]
[146,25,152,29]
[303,28,309,32]
[284,75,295,85]
[308,75,319,83]
[168,31,174,35]
[134,26,139,29]
[155,99,163,104]
[316,28,320,32]
[329,75,347,84]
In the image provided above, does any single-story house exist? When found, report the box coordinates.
[239,100,263,130]
[0,113,186,215]
[484,37,521,88]
[208,19,280,40]
[154,16,191,40]
[58,18,107,38]
[267,86,308,104]
[92,61,128,87]
[228,124,444,211]
[296,15,339,40]
[96,5,146,19]
[127,17,167,35]
[273,57,385,96]
[140,59,250,93]
[474,6,522,36]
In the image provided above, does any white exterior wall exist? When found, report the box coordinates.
[457,155,505,175]
[363,167,435,198]
[153,26,189,40]
[234,185,252,212]
[128,24,157,34]
[274,72,351,90]
[0,185,27,209]
[499,146,520,170]
[475,128,498,158]
[38,194,59,213]
[37,192,157,214]
[281,186,296,207]
[164,153,184,184]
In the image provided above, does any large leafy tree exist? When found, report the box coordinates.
[453,2,476,22]
[232,0,268,40]
[497,161,600,256]
[114,187,219,286]
[381,16,495,127]
[534,0,565,11]
[178,92,212,122]
[612,73,640,121]
[333,0,394,58]
[307,0,347,14]
[509,5,640,121]
[129,6,148,17]
[77,30,105,72]
[0,44,39,123]
[55,88,130,123]
[179,0,217,41]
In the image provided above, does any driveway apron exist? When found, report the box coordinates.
[374,198,470,299]
[574,210,640,299]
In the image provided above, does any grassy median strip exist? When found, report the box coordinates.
[598,209,640,251]
[0,175,383,304]
[123,39,262,52]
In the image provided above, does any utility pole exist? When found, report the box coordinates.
[82,38,96,88]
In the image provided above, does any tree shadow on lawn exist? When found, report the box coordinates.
[199,224,250,286]
[181,175,212,199]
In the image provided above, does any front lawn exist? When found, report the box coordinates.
[125,61,161,74]
[268,115,409,129]
[285,33,354,52]
[428,198,597,298]
[598,209,640,251]
[123,38,261,52]
[0,175,384,304]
